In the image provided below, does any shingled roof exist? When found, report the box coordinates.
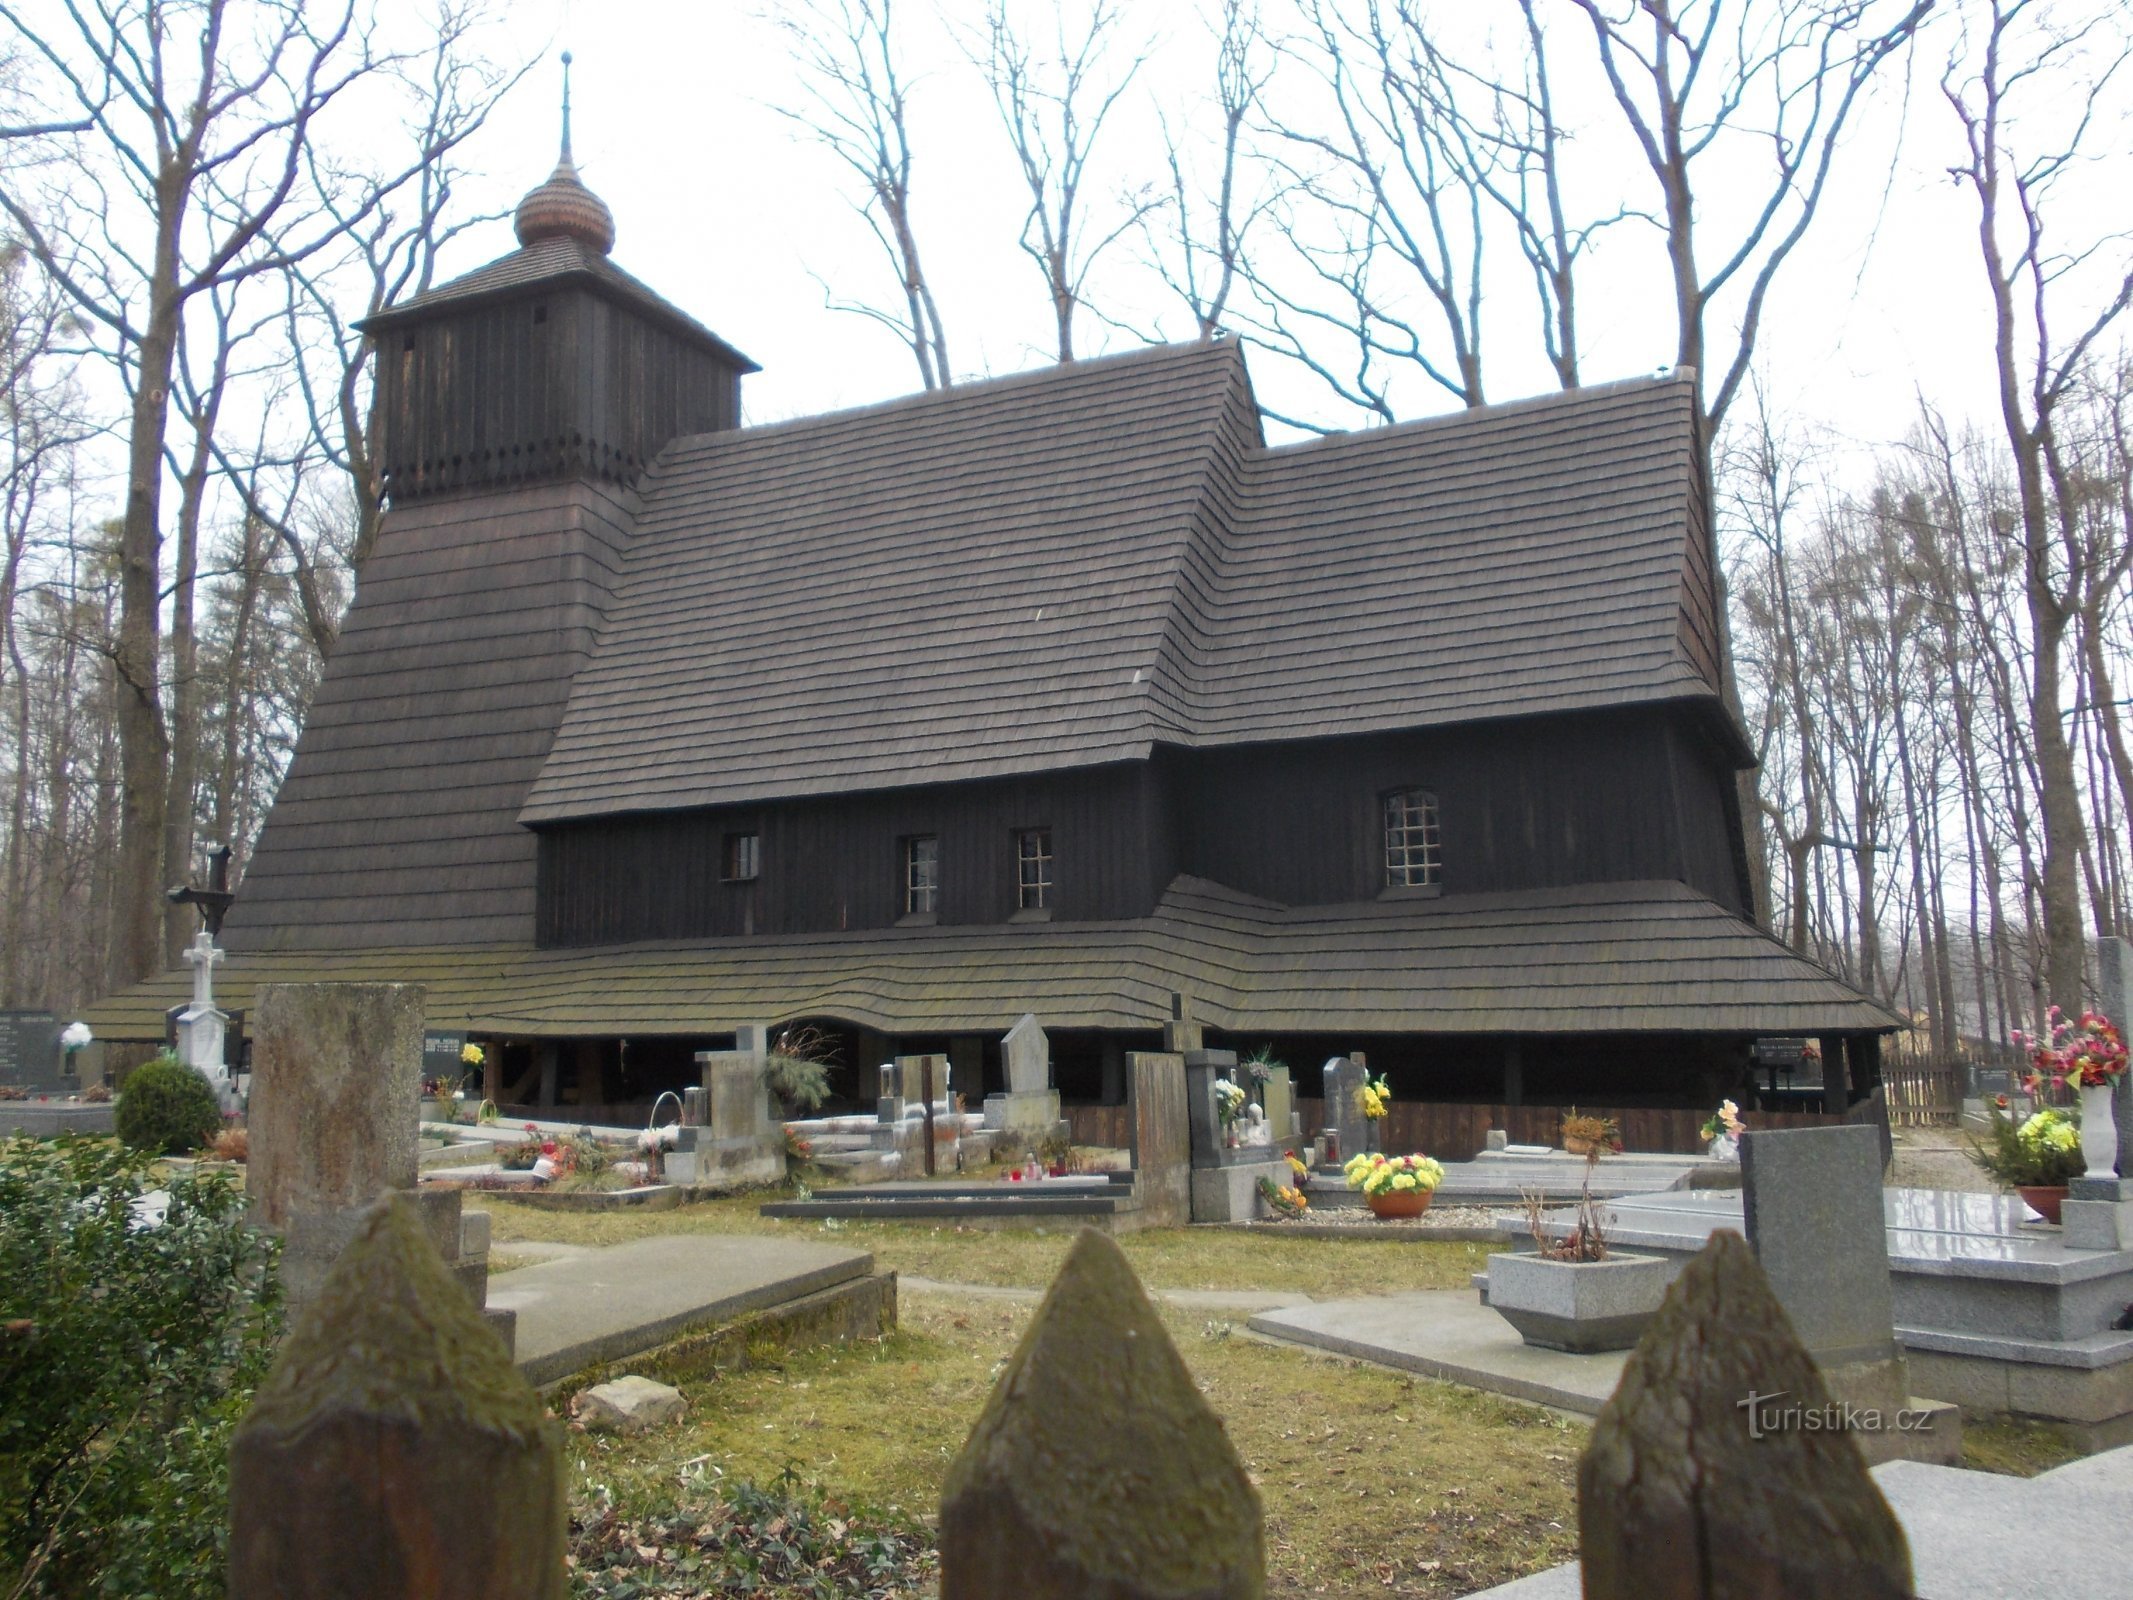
[519,344,1721,823]
[356,234,759,373]
[86,878,1896,1042]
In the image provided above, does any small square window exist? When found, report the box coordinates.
[1383,789,1440,888]
[723,832,759,882]
[1016,828,1053,911]
[903,835,940,916]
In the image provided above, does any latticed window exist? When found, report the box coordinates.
[1017,828,1053,910]
[1383,789,1440,888]
[903,835,940,915]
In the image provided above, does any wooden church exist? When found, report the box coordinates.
[88,122,1896,1128]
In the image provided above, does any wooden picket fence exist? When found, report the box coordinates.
[228,1196,1918,1599]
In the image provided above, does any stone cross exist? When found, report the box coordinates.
[176,929,232,1104]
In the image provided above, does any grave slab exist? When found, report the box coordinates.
[486,1234,877,1386]
[1468,1445,2133,1600]
[1248,1291,1630,1416]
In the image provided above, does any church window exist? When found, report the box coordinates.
[903,835,940,915]
[1383,789,1441,888]
[1017,828,1053,910]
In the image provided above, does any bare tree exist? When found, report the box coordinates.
[776,0,953,389]
[0,0,383,988]
[1144,0,1272,340]
[977,0,1156,363]
[1568,0,1932,445]
[1944,0,2133,1013]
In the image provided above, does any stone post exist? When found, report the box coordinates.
[229,1196,565,1599]
[1579,1231,1913,1600]
[248,982,424,1310]
[939,1230,1263,1598]
[2097,936,2131,1180]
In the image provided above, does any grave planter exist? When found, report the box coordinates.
[2015,1184,2068,1225]
[1366,1189,1432,1219]
[1485,1250,1670,1353]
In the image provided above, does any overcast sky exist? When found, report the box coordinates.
[375,0,2118,475]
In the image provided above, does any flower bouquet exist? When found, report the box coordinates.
[1358,1075,1391,1121]
[1344,1151,1445,1218]
[1213,1077,1249,1146]
[2018,1008,2126,1182]
[1970,1104,2084,1222]
[1257,1175,1310,1219]
[1699,1099,1744,1162]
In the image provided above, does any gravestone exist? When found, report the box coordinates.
[2063,936,2133,1242]
[694,1024,784,1187]
[1320,1054,1376,1164]
[900,1053,955,1174]
[174,930,233,1107]
[1184,1048,1287,1222]
[1741,1124,1959,1464]
[250,982,434,1314]
[0,1010,64,1091]
[984,1014,1065,1143]
[1183,1049,1240,1169]
[1260,1064,1297,1148]
[1127,1052,1190,1226]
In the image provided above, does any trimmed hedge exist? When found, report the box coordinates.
[113,1053,222,1155]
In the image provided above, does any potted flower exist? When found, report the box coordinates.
[2020,1009,2127,1182]
[1485,1111,1669,1352]
[1343,1151,1444,1218]
[1700,1099,1745,1162]
[1969,1103,2084,1222]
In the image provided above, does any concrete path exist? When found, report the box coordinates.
[1247,1290,1629,1415]
[486,1235,875,1385]
[900,1276,1313,1314]
[1473,1445,2133,1599]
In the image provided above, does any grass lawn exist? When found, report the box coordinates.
[570,1296,1582,1599]
[496,1186,2085,1594]
[484,1189,1497,1295]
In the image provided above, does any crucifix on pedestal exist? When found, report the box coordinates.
[167,846,237,1106]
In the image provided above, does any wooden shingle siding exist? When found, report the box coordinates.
[222,480,639,953]
[90,877,1895,1043]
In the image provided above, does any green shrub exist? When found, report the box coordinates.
[0,1135,281,1598]
[113,1052,222,1155]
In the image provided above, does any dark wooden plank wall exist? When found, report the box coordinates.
[374,290,742,501]
[538,706,1749,944]
[538,762,1157,945]
[1171,709,1712,908]
[1065,1098,1842,1159]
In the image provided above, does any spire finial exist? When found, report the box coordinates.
[559,50,574,166]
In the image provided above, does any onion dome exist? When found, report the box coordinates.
[514,51,615,255]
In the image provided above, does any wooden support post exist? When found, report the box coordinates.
[1503,1041,1524,1107]
[940,1229,1263,1598]
[1578,1230,1913,1600]
[1820,1035,1851,1116]
[535,1040,559,1107]
[229,1194,566,1598]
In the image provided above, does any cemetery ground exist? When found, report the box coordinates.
[488,1182,2086,1598]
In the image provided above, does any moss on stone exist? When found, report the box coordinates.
[939,1227,1263,1596]
[238,1194,550,1444]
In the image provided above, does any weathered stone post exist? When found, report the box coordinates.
[1579,1230,1914,1600]
[940,1228,1263,1598]
[228,1195,566,1599]
[248,981,424,1309]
